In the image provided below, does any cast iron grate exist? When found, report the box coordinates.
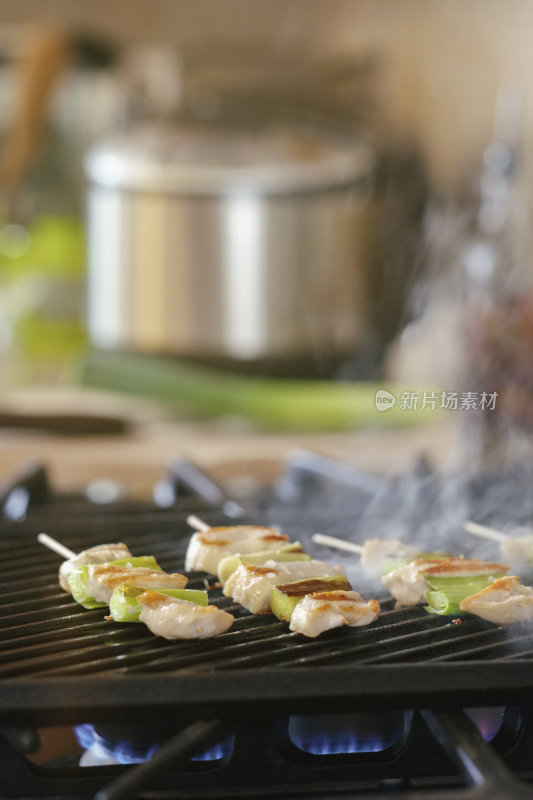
[3,453,533,723]
[1,518,533,693]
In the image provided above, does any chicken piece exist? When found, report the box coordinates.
[59,543,132,592]
[137,590,234,639]
[289,590,380,638]
[459,576,533,624]
[360,538,419,577]
[185,525,290,574]
[500,535,533,567]
[382,557,508,607]
[381,558,446,606]
[87,565,187,604]
[224,559,346,615]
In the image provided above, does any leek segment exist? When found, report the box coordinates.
[217,545,310,584]
[109,585,208,622]
[270,574,351,621]
[425,573,506,616]
[67,556,161,609]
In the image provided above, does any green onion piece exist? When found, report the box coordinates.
[109,585,208,622]
[67,556,161,609]
[381,557,414,575]
[425,573,506,616]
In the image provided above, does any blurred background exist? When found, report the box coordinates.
[1,0,533,478]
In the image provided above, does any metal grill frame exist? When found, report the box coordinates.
[2,514,533,728]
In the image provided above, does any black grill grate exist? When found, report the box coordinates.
[0,522,526,679]
[2,454,533,725]
[2,511,533,728]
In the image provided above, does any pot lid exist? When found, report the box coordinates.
[84,123,372,195]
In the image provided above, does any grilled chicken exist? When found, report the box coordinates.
[459,576,533,624]
[86,565,187,604]
[224,559,346,614]
[185,525,290,574]
[59,543,132,592]
[137,590,234,639]
[360,538,419,577]
[289,590,380,638]
[382,557,508,606]
[500,535,533,568]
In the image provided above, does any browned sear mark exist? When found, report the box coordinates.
[245,565,279,576]
[260,534,290,543]
[198,536,229,547]
[276,578,351,596]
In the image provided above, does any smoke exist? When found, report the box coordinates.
[256,450,533,596]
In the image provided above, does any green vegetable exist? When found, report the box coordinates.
[67,556,161,609]
[109,585,208,622]
[270,574,351,621]
[217,544,309,584]
[80,350,438,432]
[425,573,506,616]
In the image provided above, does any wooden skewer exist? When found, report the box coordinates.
[187,514,210,532]
[37,532,76,560]
[463,521,507,543]
[311,533,363,554]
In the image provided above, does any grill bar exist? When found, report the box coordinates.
[3,664,533,727]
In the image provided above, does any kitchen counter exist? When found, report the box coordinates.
[0,386,460,495]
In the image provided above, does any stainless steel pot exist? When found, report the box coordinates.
[84,122,373,366]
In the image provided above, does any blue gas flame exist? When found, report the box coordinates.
[74,724,233,765]
[288,712,409,755]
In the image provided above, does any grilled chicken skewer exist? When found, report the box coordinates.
[187,519,379,632]
[383,557,509,607]
[39,532,230,638]
[39,533,188,609]
[310,532,511,612]
[38,532,134,592]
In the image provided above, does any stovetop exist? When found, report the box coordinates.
[1,452,533,800]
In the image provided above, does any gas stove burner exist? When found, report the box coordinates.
[75,723,234,766]
[287,711,410,754]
